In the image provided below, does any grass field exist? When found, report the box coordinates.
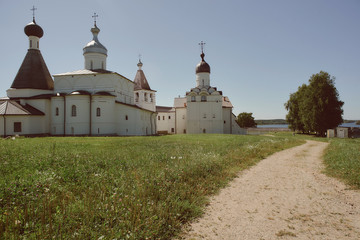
[0,134,303,239]
[324,138,360,189]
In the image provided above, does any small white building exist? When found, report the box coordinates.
[157,47,245,135]
[1,16,156,137]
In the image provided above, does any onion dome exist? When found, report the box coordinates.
[196,52,210,74]
[24,20,44,38]
[83,24,107,55]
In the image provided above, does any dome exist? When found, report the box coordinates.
[196,52,210,74]
[83,25,107,56]
[24,21,43,38]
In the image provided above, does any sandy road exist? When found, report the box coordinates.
[181,140,360,240]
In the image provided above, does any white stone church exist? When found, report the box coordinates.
[0,15,244,137]
[156,44,245,135]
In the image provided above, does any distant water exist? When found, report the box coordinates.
[257,122,360,128]
[257,124,288,128]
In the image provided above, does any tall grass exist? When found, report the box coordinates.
[0,134,303,239]
[324,138,360,189]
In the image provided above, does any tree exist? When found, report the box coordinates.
[285,71,344,136]
[237,112,257,128]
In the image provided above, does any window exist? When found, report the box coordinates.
[224,120,226,124]
[171,128,174,133]
[183,129,186,134]
[135,92,139,102]
[203,129,206,133]
[96,107,101,117]
[144,93,148,102]
[163,116,165,120]
[168,116,171,120]
[55,107,59,116]
[158,116,160,120]
[125,115,128,120]
[201,95,207,102]
[14,122,21,132]
[150,94,153,102]
[90,60,93,70]
[71,105,77,117]
[29,40,32,48]
[191,96,196,102]
[37,41,39,48]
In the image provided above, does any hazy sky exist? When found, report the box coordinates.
[0,0,359,119]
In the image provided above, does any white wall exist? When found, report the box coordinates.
[175,108,187,134]
[186,94,223,134]
[157,111,175,134]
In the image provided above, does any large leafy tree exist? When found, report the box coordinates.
[237,112,257,128]
[285,71,344,136]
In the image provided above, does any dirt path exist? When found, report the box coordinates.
[181,140,360,240]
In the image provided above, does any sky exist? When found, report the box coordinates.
[0,0,359,120]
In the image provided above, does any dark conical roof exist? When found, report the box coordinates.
[196,52,210,74]
[134,60,152,90]
[11,49,54,90]
[24,20,44,38]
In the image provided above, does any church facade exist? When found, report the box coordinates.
[156,46,245,135]
[0,16,156,137]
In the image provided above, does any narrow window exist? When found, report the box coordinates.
[201,95,207,102]
[96,107,101,117]
[14,122,22,132]
[71,105,77,117]
[37,41,39,48]
[171,128,174,133]
[183,129,186,134]
[158,116,160,120]
[90,61,93,70]
[150,94,153,102]
[135,92,139,102]
[144,93,148,102]
[191,96,196,102]
[125,115,128,120]
[202,79,204,85]
[168,116,171,120]
[29,40,32,48]
[163,116,165,120]
[55,107,59,116]
[224,120,226,124]
[203,129,206,133]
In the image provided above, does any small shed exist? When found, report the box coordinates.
[336,127,348,138]
[327,129,335,138]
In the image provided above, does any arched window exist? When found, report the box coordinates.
[191,96,196,102]
[144,93,148,102]
[201,95,207,102]
[96,107,101,117]
[125,115,128,120]
[135,92,139,102]
[71,105,77,117]
[55,107,59,116]
[150,94,153,102]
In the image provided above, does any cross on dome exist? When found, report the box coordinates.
[92,13,99,26]
[31,5,37,21]
[199,41,206,54]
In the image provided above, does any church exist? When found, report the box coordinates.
[156,43,245,135]
[0,15,156,137]
[0,12,244,137]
